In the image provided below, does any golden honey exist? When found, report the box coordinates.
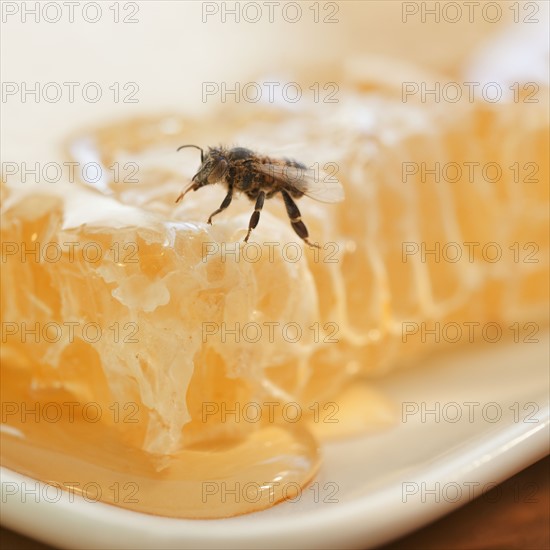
[1,68,548,517]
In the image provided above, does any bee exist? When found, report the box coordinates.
[175,145,344,248]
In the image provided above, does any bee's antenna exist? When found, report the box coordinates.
[177,144,204,163]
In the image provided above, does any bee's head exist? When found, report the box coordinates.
[177,145,228,188]
[175,145,230,204]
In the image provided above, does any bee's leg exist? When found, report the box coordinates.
[244,191,266,243]
[281,190,320,249]
[207,188,233,225]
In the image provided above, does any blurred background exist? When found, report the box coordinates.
[3,0,548,164]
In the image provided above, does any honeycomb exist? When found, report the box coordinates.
[1,57,548,517]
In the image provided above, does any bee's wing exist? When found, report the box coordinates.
[252,161,345,204]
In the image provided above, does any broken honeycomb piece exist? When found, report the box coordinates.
[2,74,548,459]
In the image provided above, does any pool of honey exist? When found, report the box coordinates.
[1,359,323,518]
[1,355,398,518]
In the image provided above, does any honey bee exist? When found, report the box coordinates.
[175,145,344,247]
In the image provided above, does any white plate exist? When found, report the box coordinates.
[2,336,549,550]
